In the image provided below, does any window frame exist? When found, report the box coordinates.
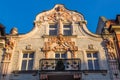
[49,24,58,36]
[63,24,72,36]
[48,23,72,36]
[55,51,67,59]
[86,51,100,70]
[21,51,34,71]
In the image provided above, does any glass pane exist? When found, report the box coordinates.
[23,54,28,58]
[63,30,71,36]
[61,53,67,59]
[55,54,60,58]
[28,60,33,70]
[87,53,91,58]
[49,30,57,35]
[29,53,34,58]
[93,52,98,58]
[21,60,27,70]
[94,60,100,70]
[88,60,93,70]
[49,25,57,28]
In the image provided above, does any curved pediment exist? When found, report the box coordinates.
[35,4,84,23]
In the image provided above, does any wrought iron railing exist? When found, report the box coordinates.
[39,58,81,71]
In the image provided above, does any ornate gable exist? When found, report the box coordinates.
[35,4,84,23]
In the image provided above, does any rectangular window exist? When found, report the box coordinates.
[55,52,67,59]
[21,52,34,70]
[87,52,100,70]
[63,24,71,36]
[49,24,57,36]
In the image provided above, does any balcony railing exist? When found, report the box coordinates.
[39,58,81,71]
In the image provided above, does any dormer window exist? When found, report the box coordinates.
[49,24,57,36]
[63,24,72,36]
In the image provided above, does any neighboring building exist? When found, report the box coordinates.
[0,4,119,80]
[97,15,120,80]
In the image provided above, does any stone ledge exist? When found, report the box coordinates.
[83,70,107,73]
[12,70,38,74]
[42,35,77,38]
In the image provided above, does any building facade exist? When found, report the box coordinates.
[0,4,119,80]
[97,15,120,80]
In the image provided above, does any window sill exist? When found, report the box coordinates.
[82,70,107,75]
[12,70,38,74]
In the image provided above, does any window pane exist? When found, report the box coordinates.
[23,54,28,58]
[28,60,33,70]
[93,52,98,58]
[29,53,34,58]
[21,60,27,70]
[61,53,67,59]
[63,30,71,36]
[55,54,60,58]
[87,53,91,58]
[49,30,57,35]
[94,60,100,70]
[88,60,93,70]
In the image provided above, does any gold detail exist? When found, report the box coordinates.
[42,34,78,52]
[38,5,83,22]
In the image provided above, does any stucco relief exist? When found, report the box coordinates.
[36,5,84,23]
[88,44,94,50]
[42,35,78,58]
[105,38,116,60]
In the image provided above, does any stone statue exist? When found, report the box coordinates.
[10,27,18,35]
[105,38,116,60]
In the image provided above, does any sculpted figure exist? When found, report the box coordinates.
[10,27,18,35]
[105,38,115,60]
[4,38,15,60]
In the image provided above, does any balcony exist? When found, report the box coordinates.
[39,58,81,71]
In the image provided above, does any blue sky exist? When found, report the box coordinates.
[0,0,120,34]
